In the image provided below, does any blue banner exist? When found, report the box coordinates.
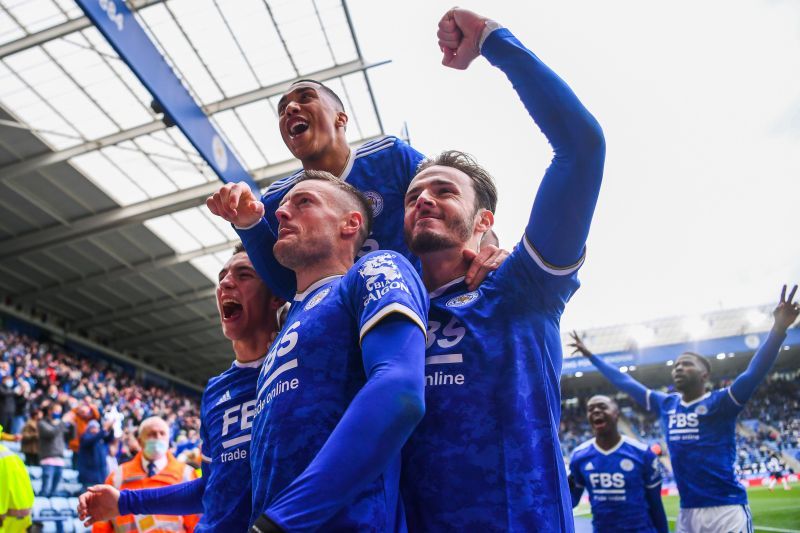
[563,327,800,376]
[76,0,258,191]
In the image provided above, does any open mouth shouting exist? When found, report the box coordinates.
[287,116,310,139]
[221,297,243,322]
[590,414,608,430]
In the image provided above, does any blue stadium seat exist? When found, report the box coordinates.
[32,496,52,520]
[31,478,42,495]
[50,497,72,517]
[41,519,73,533]
[68,497,80,517]
[73,518,90,533]
[62,469,79,482]
[61,482,83,497]
[28,465,43,479]
[5,439,21,452]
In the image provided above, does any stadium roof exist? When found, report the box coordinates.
[0,0,385,387]
[561,302,800,379]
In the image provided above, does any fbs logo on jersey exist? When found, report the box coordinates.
[359,253,410,304]
[305,287,331,310]
[620,459,634,472]
[215,390,232,406]
[446,291,480,308]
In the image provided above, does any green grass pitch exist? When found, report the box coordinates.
[575,484,800,532]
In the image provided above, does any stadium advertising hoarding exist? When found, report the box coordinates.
[563,327,800,375]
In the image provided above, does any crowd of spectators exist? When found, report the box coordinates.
[559,401,593,457]
[0,328,201,496]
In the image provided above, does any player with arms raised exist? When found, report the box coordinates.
[206,80,505,301]
[400,8,605,532]
[571,285,799,533]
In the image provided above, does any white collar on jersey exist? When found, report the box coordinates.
[591,436,625,456]
[338,147,355,181]
[428,276,466,298]
[294,274,343,302]
[679,391,711,407]
[233,353,267,369]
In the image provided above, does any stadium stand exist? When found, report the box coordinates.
[1,327,201,530]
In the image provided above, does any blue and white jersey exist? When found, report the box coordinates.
[570,437,662,533]
[263,136,424,261]
[648,388,746,507]
[401,236,582,532]
[401,24,606,533]
[198,356,264,532]
[249,251,428,529]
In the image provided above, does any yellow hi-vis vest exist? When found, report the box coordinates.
[0,444,34,533]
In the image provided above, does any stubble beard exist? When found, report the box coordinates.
[407,214,473,255]
[274,237,331,271]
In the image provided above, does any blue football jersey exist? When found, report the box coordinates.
[401,235,582,532]
[265,136,423,255]
[249,251,428,530]
[198,356,264,532]
[648,388,746,507]
[570,437,662,533]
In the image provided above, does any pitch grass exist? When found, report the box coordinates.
[575,485,800,532]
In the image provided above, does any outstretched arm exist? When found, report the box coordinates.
[119,477,206,517]
[206,182,296,300]
[569,331,662,412]
[250,316,426,533]
[78,478,206,526]
[730,285,798,406]
[439,9,605,267]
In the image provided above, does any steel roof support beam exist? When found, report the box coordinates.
[0,159,296,260]
[14,240,238,302]
[74,287,216,329]
[0,0,167,59]
[116,316,219,349]
[136,340,232,358]
[0,60,381,183]
[0,131,383,260]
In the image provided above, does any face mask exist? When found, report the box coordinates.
[144,439,168,459]
[51,412,62,420]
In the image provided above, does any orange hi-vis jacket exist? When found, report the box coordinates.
[92,452,200,533]
[69,405,101,453]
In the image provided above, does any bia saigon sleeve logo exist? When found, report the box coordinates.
[358,253,411,305]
